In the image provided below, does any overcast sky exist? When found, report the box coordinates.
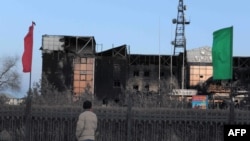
[1,0,249,98]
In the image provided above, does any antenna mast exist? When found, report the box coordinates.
[171,0,190,89]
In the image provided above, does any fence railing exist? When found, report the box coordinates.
[0,105,250,141]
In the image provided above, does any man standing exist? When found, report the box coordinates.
[76,100,98,141]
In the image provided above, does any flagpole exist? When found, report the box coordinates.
[24,21,35,141]
[158,17,161,107]
[29,71,32,90]
[25,72,32,141]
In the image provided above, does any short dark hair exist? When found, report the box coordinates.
[83,100,92,109]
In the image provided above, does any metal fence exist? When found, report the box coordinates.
[0,105,250,141]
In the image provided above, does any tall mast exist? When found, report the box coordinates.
[171,0,190,89]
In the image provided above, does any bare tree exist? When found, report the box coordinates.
[0,56,21,91]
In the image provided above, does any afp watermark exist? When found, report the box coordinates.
[224,125,250,141]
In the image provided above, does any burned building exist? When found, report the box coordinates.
[40,35,96,98]
[40,35,130,101]
[40,35,250,104]
[127,54,181,94]
[40,35,183,101]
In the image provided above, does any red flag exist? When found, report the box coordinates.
[22,22,35,73]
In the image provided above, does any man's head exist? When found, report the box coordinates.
[83,100,92,110]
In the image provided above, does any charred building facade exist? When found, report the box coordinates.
[40,35,183,101]
[94,45,128,100]
[40,35,250,103]
[40,35,96,98]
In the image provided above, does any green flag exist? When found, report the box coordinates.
[212,26,233,80]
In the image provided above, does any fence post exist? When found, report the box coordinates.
[25,89,32,141]
[229,86,235,124]
[127,93,132,141]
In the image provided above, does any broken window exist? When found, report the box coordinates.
[144,71,150,77]
[246,73,250,79]
[133,71,139,76]
[160,72,164,77]
[113,64,120,72]
[114,80,121,88]
[80,70,87,74]
[133,85,139,90]
[74,57,81,63]
[113,64,120,76]
[81,58,87,63]
[80,74,86,81]
[145,85,149,91]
